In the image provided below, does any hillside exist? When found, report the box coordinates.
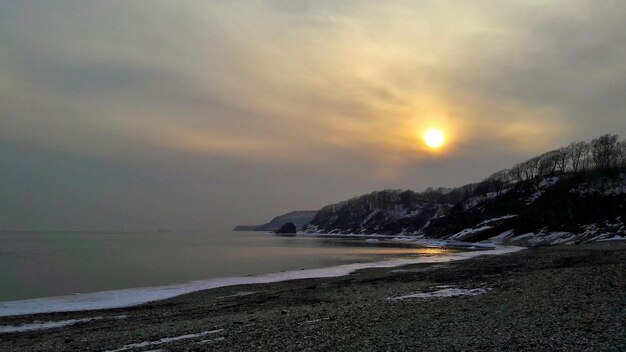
[233,211,318,232]
[301,134,626,245]
[301,189,454,235]
[302,171,625,245]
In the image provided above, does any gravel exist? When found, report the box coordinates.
[1,242,624,351]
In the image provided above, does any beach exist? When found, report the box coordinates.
[1,241,624,351]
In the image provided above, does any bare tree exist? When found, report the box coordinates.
[591,134,620,169]
[555,148,568,173]
[489,168,511,194]
[618,140,626,168]
[491,134,621,187]
[565,141,591,172]
[509,163,525,182]
[538,150,564,176]
[524,156,542,179]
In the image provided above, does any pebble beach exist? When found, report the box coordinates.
[1,241,624,351]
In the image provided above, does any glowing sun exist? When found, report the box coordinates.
[424,128,445,148]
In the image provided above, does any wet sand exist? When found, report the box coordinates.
[1,242,624,351]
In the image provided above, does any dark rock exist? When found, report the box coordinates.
[233,211,317,232]
[274,222,297,234]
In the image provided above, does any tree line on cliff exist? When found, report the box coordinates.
[302,134,626,242]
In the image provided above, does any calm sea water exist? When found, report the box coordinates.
[0,230,451,302]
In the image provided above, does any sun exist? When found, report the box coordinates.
[424,128,445,148]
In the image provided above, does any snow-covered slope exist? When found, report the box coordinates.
[302,190,454,235]
[302,171,626,245]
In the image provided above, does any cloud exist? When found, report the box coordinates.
[0,1,585,164]
[1,1,625,229]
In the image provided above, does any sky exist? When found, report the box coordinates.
[1,0,625,231]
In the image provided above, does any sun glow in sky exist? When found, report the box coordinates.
[1,1,626,231]
[424,129,445,149]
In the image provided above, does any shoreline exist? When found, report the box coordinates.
[0,244,523,317]
[293,232,500,249]
[0,242,624,351]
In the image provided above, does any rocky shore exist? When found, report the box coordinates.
[1,242,624,351]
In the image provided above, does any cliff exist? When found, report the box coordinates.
[302,170,625,245]
[233,210,318,232]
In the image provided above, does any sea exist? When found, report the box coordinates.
[0,230,516,317]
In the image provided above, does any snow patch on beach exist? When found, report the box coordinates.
[293,232,497,249]
[598,235,626,241]
[388,288,490,301]
[412,238,497,249]
[105,329,224,352]
[301,318,330,325]
[534,232,577,245]
[445,215,517,241]
[487,230,515,245]
[507,231,578,246]
[215,291,255,299]
[488,218,625,245]
[197,336,226,345]
[0,315,126,334]
[0,246,523,317]
[581,218,625,241]
[449,225,493,241]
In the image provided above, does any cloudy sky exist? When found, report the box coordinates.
[1,1,625,231]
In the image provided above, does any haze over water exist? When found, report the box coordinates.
[0,230,450,302]
[3,2,626,233]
